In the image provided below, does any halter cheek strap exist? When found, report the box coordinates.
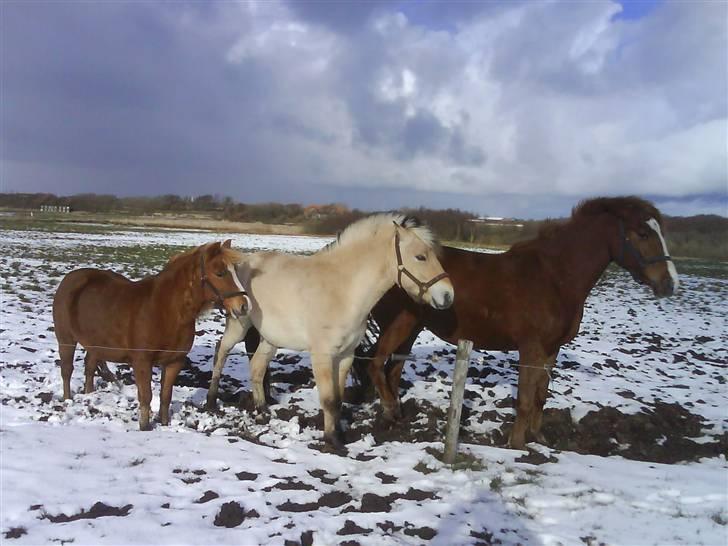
[199,253,248,311]
[394,229,450,302]
[616,220,673,268]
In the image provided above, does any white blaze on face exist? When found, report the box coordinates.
[646,218,679,292]
[228,264,251,312]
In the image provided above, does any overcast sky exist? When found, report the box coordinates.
[1,0,726,218]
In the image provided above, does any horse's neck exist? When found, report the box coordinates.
[154,258,205,325]
[326,232,395,324]
[540,216,613,305]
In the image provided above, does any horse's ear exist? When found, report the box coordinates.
[207,241,222,255]
[222,239,232,249]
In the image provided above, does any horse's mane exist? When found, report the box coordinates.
[322,213,437,252]
[511,196,661,250]
[572,196,662,224]
[166,243,243,270]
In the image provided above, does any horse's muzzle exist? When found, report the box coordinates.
[652,277,676,298]
[430,285,454,310]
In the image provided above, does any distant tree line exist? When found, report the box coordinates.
[1,192,725,260]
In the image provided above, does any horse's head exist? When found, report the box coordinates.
[393,219,454,309]
[200,240,250,317]
[607,200,679,298]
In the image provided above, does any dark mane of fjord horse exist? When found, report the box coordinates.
[352,196,679,450]
[52,241,248,431]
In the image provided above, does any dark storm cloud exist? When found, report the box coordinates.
[1,1,304,198]
[1,0,725,217]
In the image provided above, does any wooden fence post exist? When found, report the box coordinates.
[443,338,473,464]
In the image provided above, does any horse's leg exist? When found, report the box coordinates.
[83,352,97,394]
[369,310,420,422]
[336,354,355,403]
[509,344,546,450]
[249,340,277,411]
[244,327,273,404]
[159,358,185,426]
[132,360,153,431]
[384,321,422,414]
[58,341,77,400]
[529,351,558,445]
[311,352,344,451]
[206,315,250,410]
[96,360,117,383]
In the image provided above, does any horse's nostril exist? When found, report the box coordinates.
[443,292,452,306]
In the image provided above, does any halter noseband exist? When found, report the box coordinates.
[394,229,449,302]
[199,253,248,312]
[616,219,673,269]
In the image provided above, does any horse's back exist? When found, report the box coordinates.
[53,268,136,341]
[419,245,567,350]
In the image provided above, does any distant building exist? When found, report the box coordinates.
[468,216,524,228]
[303,204,350,219]
[39,205,71,213]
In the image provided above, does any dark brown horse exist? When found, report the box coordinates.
[52,240,249,430]
[353,197,679,450]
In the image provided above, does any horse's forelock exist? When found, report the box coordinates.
[220,246,245,265]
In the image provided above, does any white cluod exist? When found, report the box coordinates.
[647,218,679,292]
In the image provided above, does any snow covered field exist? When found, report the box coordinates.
[1,224,726,545]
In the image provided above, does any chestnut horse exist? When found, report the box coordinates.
[52,241,249,430]
[353,197,678,450]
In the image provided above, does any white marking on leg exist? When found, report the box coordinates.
[647,218,679,291]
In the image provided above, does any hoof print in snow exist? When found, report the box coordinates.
[277,500,319,512]
[402,488,439,501]
[43,502,133,523]
[470,529,496,544]
[318,491,352,508]
[213,502,258,528]
[294,530,314,546]
[404,526,437,540]
[337,519,372,535]
[375,472,397,484]
[377,521,403,534]
[4,527,27,539]
[235,471,258,481]
[195,490,220,504]
[308,469,337,485]
[359,493,393,513]
[515,450,558,465]
[35,392,53,404]
[267,479,315,492]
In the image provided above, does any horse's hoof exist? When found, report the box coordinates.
[139,422,152,432]
[324,434,347,455]
[533,432,548,446]
[204,399,217,412]
[381,406,402,424]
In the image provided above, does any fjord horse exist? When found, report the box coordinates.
[53,241,249,430]
[353,197,679,450]
[205,214,454,449]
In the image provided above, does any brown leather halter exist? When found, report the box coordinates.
[200,253,248,312]
[617,219,673,268]
[394,229,449,302]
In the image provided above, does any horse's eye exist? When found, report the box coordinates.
[415,254,426,262]
[215,270,227,278]
[638,231,649,240]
